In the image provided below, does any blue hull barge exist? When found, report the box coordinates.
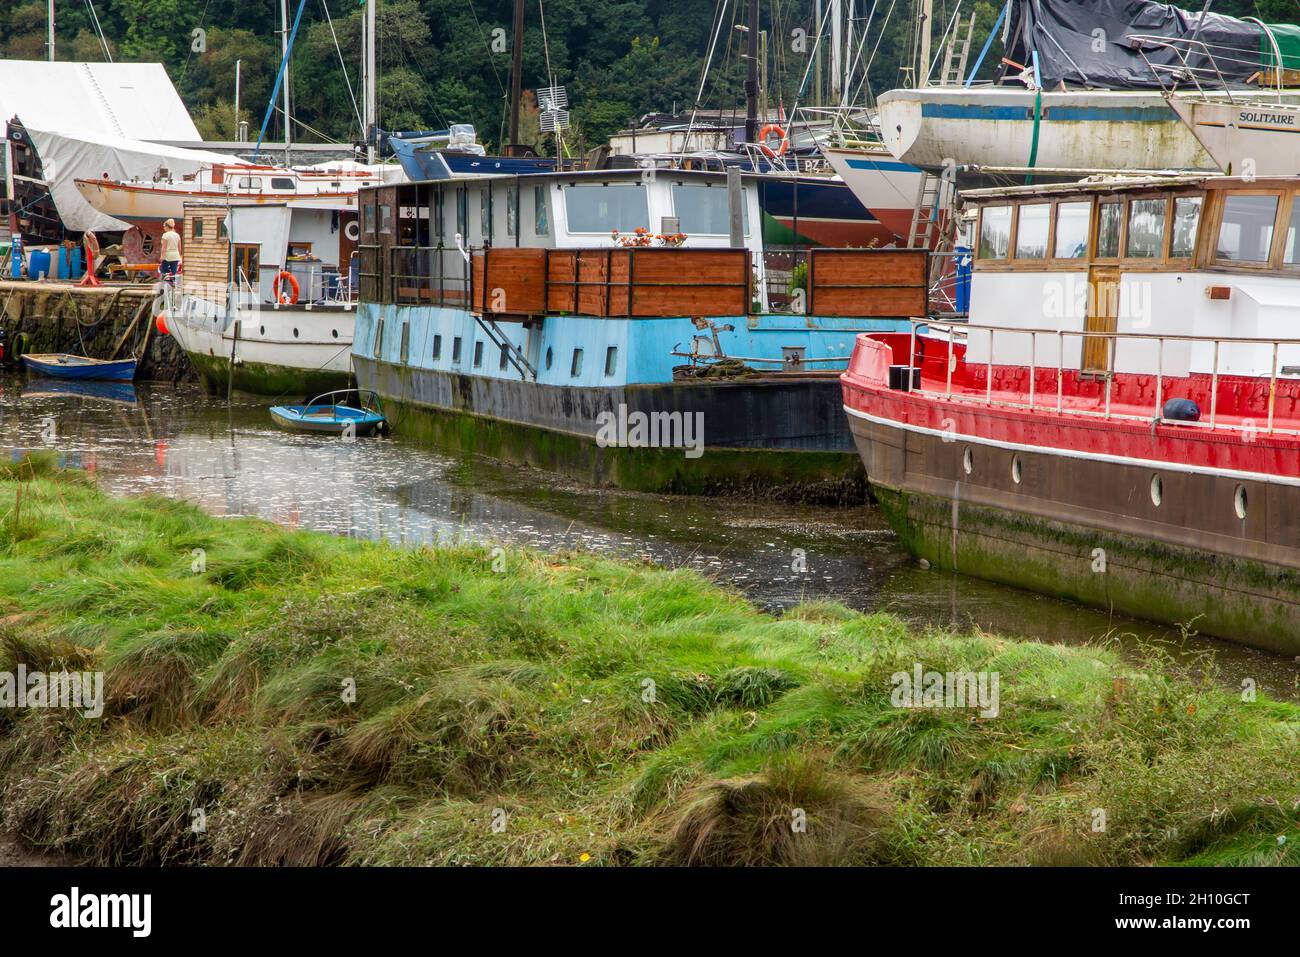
[354,170,929,503]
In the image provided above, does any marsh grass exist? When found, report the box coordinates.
[0,456,1295,866]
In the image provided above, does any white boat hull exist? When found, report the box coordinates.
[76,179,361,223]
[871,87,1298,174]
[1168,98,1300,176]
[168,293,355,396]
[821,146,927,241]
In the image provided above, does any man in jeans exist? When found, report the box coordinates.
[159,218,182,283]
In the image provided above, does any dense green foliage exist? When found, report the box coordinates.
[8,0,1288,153]
[0,456,1296,866]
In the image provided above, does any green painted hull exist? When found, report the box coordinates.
[376,393,866,504]
[187,352,353,400]
[873,484,1300,656]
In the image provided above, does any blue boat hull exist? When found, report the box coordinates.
[21,354,137,382]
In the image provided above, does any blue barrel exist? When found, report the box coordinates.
[29,249,51,280]
[954,245,973,313]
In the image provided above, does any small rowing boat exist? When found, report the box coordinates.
[269,389,388,436]
[20,353,138,382]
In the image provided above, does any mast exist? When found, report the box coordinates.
[918,0,933,87]
[364,0,377,162]
[280,0,292,162]
[744,0,760,143]
[813,0,824,106]
[830,0,842,102]
[844,0,854,101]
[47,0,55,61]
[508,0,525,153]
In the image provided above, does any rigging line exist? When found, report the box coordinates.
[320,0,364,137]
[924,2,962,85]
[82,0,113,61]
[855,0,899,108]
[274,105,344,143]
[680,0,733,159]
[841,0,881,107]
[180,0,215,79]
[538,0,556,87]
[465,0,508,97]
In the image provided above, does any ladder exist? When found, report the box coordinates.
[906,172,948,250]
[473,314,537,381]
[939,13,977,87]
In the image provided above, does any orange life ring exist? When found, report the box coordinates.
[758,123,789,156]
[273,271,299,305]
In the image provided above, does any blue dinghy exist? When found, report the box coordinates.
[270,389,388,436]
[21,353,137,382]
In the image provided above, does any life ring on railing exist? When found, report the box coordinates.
[273,271,300,305]
[758,123,789,157]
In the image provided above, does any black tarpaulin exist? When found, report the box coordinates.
[1001,0,1267,89]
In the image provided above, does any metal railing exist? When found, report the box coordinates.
[387,245,470,307]
[910,318,1300,438]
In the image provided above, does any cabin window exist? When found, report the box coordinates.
[380,204,392,235]
[456,189,468,239]
[452,336,463,362]
[1053,202,1090,259]
[535,185,550,235]
[564,184,649,233]
[570,348,584,377]
[237,177,262,190]
[1014,204,1049,259]
[480,189,491,240]
[271,177,294,190]
[1126,199,1166,258]
[433,334,442,360]
[977,206,1011,259]
[1283,196,1300,264]
[473,340,484,368]
[1217,194,1278,263]
[672,183,747,235]
[605,346,618,377]
[1171,197,1202,258]
[288,242,311,259]
[233,244,259,284]
[499,344,509,370]
[218,219,227,239]
[506,186,517,236]
[1096,201,1122,258]
[192,218,205,239]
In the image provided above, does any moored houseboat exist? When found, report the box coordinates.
[842,171,1300,653]
[353,169,930,502]
[164,199,360,397]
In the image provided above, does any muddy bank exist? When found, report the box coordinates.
[0,280,194,382]
[0,831,75,867]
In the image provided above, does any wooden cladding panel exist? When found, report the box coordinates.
[809,248,928,317]
[474,247,548,315]
[180,206,230,306]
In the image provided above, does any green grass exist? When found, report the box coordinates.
[0,454,1296,866]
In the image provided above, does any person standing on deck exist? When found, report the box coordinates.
[159,218,182,283]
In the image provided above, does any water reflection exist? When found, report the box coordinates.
[1,373,1295,701]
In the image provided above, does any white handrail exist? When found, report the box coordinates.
[907,318,1300,438]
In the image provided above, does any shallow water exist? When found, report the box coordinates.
[1,373,1296,701]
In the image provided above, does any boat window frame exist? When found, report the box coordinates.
[1091,195,1126,263]
[1049,197,1093,264]
[1209,187,1288,270]
[1167,192,1205,264]
[1011,201,1052,262]
[975,204,1013,262]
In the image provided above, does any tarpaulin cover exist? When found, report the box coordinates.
[1001,0,1285,89]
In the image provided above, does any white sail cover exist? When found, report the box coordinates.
[0,59,220,231]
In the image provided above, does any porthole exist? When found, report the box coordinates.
[545,346,553,370]
[1011,455,1022,485]
[259,325,265,336]
[962,447,973,475]
[332,329,339,339]
[1150,475,1162,507]
[292,328,299,338]
[1234,485,1248,520]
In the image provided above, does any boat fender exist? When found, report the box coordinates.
[155,312,170,336]
[1162,398,1200,422]
[273,271,300,305]
[10,331,28,361]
